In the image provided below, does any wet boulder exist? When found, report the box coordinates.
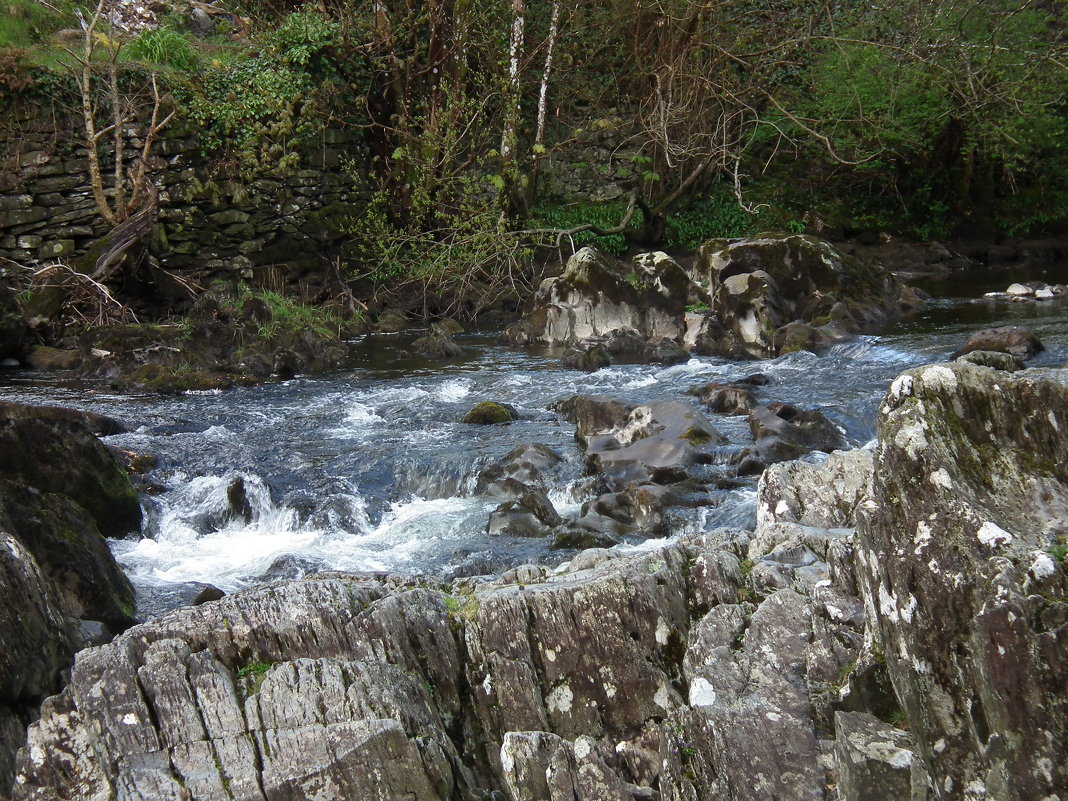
[488,490,562,537]
[581,400,728,490]
[950,324,1044,360]
[0,481,135,630]
[692,234,911,359]
[857,362,1068,799]
[462,401,519,424]
[476,443,565,498]
[0,400,126,436]
[562,342,611,372]
[412,321,466,360]
[689,381,758,415]
[737,403,847,476]
[502,247,689,349]
[0,410,141,538]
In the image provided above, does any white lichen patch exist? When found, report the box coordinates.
[1029,552,1057,580]
[900,594,918,624]
[894,421,928,460]
[482,674,493,695]
[655,617,670,645]
[689,677,717,707]
[977,521,1013,548]
[546,683,573,714]
[914,521,933,555]
[1048,410,1060,432]
[922,364,958,393]
[573,737,593,760]
[603,682,617,699]
[929,469,953,489]
[890,374,914,401]
[544,648,557,663]
[878,584,900,624]
[775,499,790,517]
[653,682,672,710]
[121,713,139,725]
[933,738,946,753]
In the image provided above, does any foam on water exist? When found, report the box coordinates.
[437,377,473,402]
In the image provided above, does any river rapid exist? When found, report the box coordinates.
[3,271,1067,618]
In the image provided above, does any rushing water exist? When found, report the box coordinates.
[2,272,1067,617]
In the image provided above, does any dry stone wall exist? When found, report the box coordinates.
[0,103,359,288]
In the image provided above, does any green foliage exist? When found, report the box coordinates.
[180,7,339,173]
[234,285,351,339]
[0,0,74,48]
[236,660,275,695]
[124,27,200,71]
[529,201,637,257]
[665,190,756,249]
[1050,545,1068,564]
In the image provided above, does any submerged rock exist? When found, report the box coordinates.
[950,324,1044,360]
[462,401,519,425]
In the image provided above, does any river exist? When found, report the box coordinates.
[2,269,1067,618]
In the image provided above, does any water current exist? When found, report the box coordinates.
[3,268,1067,618]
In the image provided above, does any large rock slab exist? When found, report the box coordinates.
[691,234,912,359]
[858,362,1068,799]
[503,247,690,348]
[12,530,868,801]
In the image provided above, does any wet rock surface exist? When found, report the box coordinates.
[950,325,1044,360]
[0,404,140,793]
[691,234,914,359]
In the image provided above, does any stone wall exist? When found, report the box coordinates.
[0,102,360,290]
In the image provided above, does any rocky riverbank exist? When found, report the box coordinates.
[5,358,1065,800]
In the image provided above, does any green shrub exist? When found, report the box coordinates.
[665,190,756,249]
[529,200,638,257]
[124,27,200,71]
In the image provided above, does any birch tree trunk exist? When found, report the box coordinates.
[527,0,560,204]
[499,0,525,217]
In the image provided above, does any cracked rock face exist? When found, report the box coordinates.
[11,523,869,801]
[858,362,1068,800]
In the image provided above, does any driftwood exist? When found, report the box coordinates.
[93,176,159,280]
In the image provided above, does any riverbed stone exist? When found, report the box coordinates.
[476,443,565,497]
[738,403,847,475]
[463,401,519,424]
[583,400,727,489]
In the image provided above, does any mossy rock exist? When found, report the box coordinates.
[462,401,519,425]
[0,416,141,538]
[0,480,135,630]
